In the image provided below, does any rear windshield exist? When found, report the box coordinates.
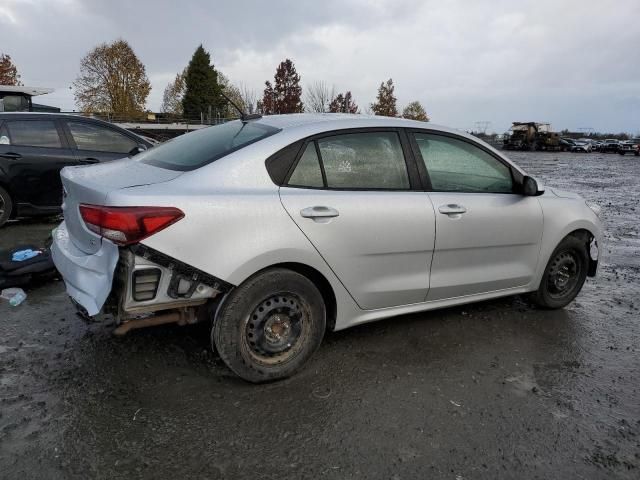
[137,120,280,171]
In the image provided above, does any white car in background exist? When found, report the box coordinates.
[52,114,602,382]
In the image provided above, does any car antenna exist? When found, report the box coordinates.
[220,90,262,123]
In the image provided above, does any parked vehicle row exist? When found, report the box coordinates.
[0,113,153,227]
[557,137,639,155]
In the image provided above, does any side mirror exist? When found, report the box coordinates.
[129,144,147,156]
[523,176,544,196]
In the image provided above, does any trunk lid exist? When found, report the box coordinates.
[61,159,182,254]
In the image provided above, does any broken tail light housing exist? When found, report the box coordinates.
[79,204,184,246]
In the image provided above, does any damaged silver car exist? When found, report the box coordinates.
[52,114,603,382]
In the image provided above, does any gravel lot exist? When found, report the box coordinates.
[0,151,638,479]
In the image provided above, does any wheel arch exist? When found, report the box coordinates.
[0,180,15,219]
[236,262,338,332]
[565,228,598,277]
[533,213,602,290]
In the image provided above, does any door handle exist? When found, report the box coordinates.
[300,206,340,219]
[80,157,99,164]
[0,152,22,160]
[438,204,467,215]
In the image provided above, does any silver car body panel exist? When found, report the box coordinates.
[426,192,543,300]
[279,188,436,309]
[50,221,119,316]
[51,114,603,330]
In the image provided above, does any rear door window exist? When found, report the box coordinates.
[5,120,62,148]
[67,121,137,154]
[137,120,281,171]
[317,132,409,189]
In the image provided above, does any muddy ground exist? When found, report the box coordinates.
[0,151,638,479]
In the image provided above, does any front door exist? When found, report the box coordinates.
[409,131,543,301]
[1,119,76,208]
[279,130,436,310]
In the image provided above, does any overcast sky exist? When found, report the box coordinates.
[1,0,638,133]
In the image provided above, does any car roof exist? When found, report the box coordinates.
[255,113,460,135]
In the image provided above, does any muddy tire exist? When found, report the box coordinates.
[532,236,588,309]
[0,186,12,228]
[212,268,326,383]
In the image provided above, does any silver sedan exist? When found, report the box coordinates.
[52,114,602,382]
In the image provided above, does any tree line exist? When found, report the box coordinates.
[3,41,429,122]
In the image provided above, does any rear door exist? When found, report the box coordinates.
[279,129,436,310]
[63,120,139,163]
[0,118,76,207]
[409,131,543,301]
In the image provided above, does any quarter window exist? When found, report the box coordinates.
[288,143,324,187]
[68,122,137,154]
[6,120,62,148]
[413,133,513,193]
[317,132,409,189]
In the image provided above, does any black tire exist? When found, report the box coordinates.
[212,268,326,383]
[0,186,12,228]
[532,236,588,309]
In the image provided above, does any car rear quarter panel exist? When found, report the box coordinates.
[105,148,361,329]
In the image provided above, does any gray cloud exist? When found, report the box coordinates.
[1,0,638,133]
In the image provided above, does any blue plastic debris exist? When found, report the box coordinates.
[12,249,41,262]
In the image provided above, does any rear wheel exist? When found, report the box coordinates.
[532,236,588,309]
[0,186,12,228]
[212,268,326,383]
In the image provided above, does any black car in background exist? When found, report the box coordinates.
[0,113,153,227]
[618,139,640,156]
[600,139,620,153]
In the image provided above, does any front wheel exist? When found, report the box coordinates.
[532,236,589,309]
[212,268,326,383]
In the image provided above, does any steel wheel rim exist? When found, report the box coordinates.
[0,194,4,217]
[547,250,581,299]
[242,293,310,366]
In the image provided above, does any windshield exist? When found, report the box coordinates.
[137,120,280,171]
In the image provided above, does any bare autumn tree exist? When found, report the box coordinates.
[74,39,151,115]
[261,59,304,114]
[161,69,186,116]
[329,91,359,114]
[218,72,245,118]
[0,53,21,85]
[305,81,334,113]
[402,101,429,121]
[371,78,398,117]
[239,83,257,114]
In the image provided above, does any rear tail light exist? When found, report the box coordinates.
[79,204,184,246]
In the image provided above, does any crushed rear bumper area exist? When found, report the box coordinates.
[104,245,232,322]
[51,221,119,316]
[52,221,233,320]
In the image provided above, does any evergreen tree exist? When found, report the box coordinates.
[402,101,429,121]
[329,91,359,113]
[182,45,224,120]
[261,59,303,114]
[371,79,398,117]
